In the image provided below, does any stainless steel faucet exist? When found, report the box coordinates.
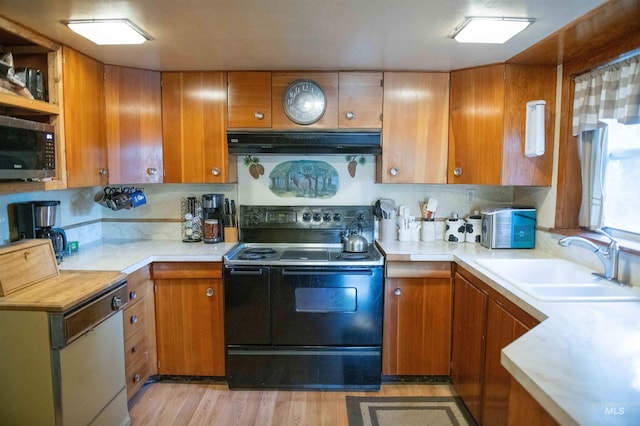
[558,229,626,285]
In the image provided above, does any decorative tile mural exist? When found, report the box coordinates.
[268,160,339,198]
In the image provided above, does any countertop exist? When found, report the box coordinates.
[57,238,640,425]
[378,239,640,426]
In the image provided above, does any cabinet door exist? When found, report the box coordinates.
[482,299,531,426]
[227,71,271,128]
[62,47,108,187]
[448,64,505,185]
[338,72,383,129]
[451,271,488,422]
[271,72,339,129]
[380,72,449,183]
[105,65,163,184]
[383,276,452,375]
[154,276,225,376]
[162,72,234,183]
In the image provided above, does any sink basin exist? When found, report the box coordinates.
[475,258,640,302]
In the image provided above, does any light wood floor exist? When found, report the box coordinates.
[128,380,456,425]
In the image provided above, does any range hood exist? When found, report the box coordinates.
[227,131,381,155]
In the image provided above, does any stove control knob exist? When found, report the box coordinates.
[356,213,366,222]
[333,213,342,222]
[312,213,322,222]
[302,212,312,222]
[323,213,332,222]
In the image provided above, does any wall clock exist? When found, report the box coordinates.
[282,79,327,125]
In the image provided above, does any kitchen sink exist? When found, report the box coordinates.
[474,258,640,302]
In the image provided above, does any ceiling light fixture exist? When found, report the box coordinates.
[448,17,535,44]
[64,19,152,45]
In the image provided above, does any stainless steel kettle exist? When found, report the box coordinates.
[342,223,369,253]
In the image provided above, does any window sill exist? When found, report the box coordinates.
[548,228,640,256]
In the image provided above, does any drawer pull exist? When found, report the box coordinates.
[206,287,214,297]
[130,315,138,325]
[134,374,141,383]
[394,288,402,296]
[129,290,137,301]
[131,345,137,354]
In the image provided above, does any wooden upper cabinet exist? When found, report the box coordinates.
[379,72,450,184]
[162,72,236,183]
[448,63,556,186]
[105,65,163,184]
[62,46,108,188]
[227,71,272,128]
[338,72,383,129]
[271,72,339,129]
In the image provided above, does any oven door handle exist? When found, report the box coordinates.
[228,269,267,275]
[281,269,373,276]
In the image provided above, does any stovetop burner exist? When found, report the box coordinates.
[335,252,369,260]
[245,248,277,254]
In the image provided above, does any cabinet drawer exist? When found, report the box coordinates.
[124,327,151,369]
[126,266,151,306]
[126,354,153,400]
[386,261,452,278]
[123,299,147,341]
[152,262,222,279]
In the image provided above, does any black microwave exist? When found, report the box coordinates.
[0,115,55,180]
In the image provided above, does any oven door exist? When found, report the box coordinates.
[270,266,383,346]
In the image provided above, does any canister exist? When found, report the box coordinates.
[465,213,482,243]
[444,213,466,243]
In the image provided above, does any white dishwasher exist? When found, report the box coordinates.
[0,278,131,426]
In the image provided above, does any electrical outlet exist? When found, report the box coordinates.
[465,189,475,203]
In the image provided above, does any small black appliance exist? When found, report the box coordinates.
[15,200,67,262]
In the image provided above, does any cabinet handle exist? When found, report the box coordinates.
[211,167,220,176]
[147,167,158,176]
[133,374,141,383]
[345,111,355,120]
[390,167,399,176]
[99,168,108,177]
[130,315,138,325]
[394,288,402,296]
[129,290,137,301]
[453,167,463,177]
[206,287,214,297]
[255,111,264,120]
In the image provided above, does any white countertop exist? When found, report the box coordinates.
[378,239,640,426]
[60,238,640,425]
[59,239,237,274]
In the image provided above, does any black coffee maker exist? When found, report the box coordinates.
[15,200,67,262]
[202,194,225,243]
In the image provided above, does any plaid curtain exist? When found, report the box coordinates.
[572,54,640,135]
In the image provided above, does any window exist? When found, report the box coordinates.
[601,120,640,237]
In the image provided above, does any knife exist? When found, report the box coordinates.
[230,200,237,227]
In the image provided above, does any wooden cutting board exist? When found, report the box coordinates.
[0,239,59,296]
[0,270,127,312]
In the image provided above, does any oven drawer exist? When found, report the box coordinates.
[226,345,381,390]
[271,266,383,346]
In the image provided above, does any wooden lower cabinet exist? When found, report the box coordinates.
[508,378,560,425]
[383,261,452,376]
[123,265,157,400]
[451,265,542,425]
[152,262,225,376]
